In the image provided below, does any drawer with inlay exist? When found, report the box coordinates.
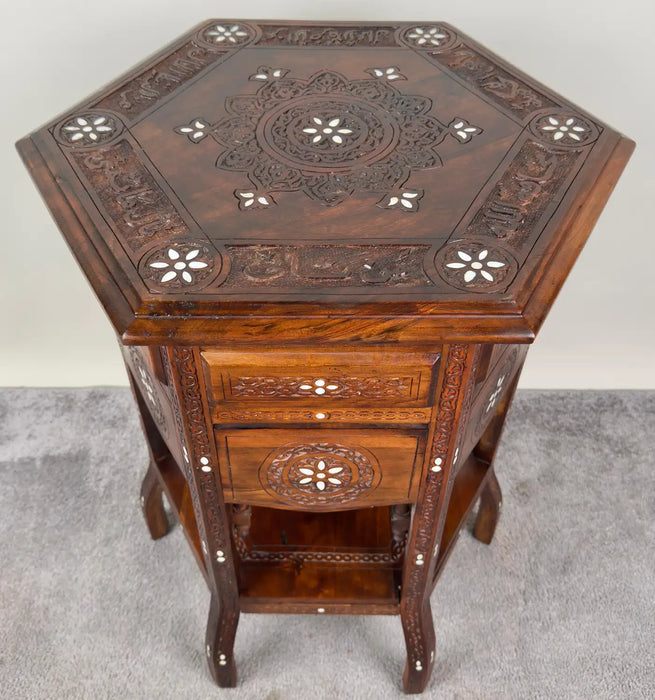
[201,348,440,411]
[215,428,427,511]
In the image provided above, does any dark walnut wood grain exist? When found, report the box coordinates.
[17,18,633,695]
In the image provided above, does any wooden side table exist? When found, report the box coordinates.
[17,20,633,693]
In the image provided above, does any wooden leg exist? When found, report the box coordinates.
[473,468,502,544]
[401,599,436,694]
[140,459,171,540]
[471,354,525,545]
[205,592,239,687]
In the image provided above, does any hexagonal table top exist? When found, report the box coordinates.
[17,20,634,344]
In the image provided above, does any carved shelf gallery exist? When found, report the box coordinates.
[18,18,633,695]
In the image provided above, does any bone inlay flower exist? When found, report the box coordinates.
[446,249,506,283]
[204,24,249,43]
[407,26,448,46]
[539,116,587,142]
[148,248,208,283]
[297,460,345,491]
[62,116,113,143]
[302,117,353,144]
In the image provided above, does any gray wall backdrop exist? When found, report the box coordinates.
[1,2,652,388]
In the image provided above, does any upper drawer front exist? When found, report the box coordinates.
[201,349,439,409]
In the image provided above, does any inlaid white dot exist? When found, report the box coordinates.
[431,457,443,472]
[317,607,326,613]
[416,554,424,565]
[415,660,423,670]
[200,456,211,472]
[315,387,326,395]
[315,413,326,420]
[216,550,226,563]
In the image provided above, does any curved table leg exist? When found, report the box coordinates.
[401,599,436,694]
[140,460,171,540]
[473,468,502,545]
[205,593,239,687]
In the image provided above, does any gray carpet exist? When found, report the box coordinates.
[0,389,653,699]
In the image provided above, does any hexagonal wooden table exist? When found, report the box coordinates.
[17,19,633,693]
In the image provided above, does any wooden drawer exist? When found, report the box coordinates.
[201,348,439,410]
[216,428,427,511]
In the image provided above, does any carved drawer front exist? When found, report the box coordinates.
[201,348,439,411]
[215,428,427,511]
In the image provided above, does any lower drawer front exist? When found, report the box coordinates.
[216,428,426,510]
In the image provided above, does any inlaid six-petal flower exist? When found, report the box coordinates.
[61,115,114,144]
[407,26,448,46]
[148,248,209,283]
[204,24,249,44]
[302,117,353,145]
[297,459,345,491]
[446,249,506,283]
[539,116,587,142]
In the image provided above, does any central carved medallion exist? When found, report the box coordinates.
[175,68,482,210]
[260,440,381,507]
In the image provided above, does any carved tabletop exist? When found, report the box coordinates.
[17,20,633,346]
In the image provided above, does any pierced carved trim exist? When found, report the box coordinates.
[214,408,431,424]
[229,375,415,400]
[234,541,405,566]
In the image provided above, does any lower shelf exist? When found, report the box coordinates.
[237,506,402,613]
